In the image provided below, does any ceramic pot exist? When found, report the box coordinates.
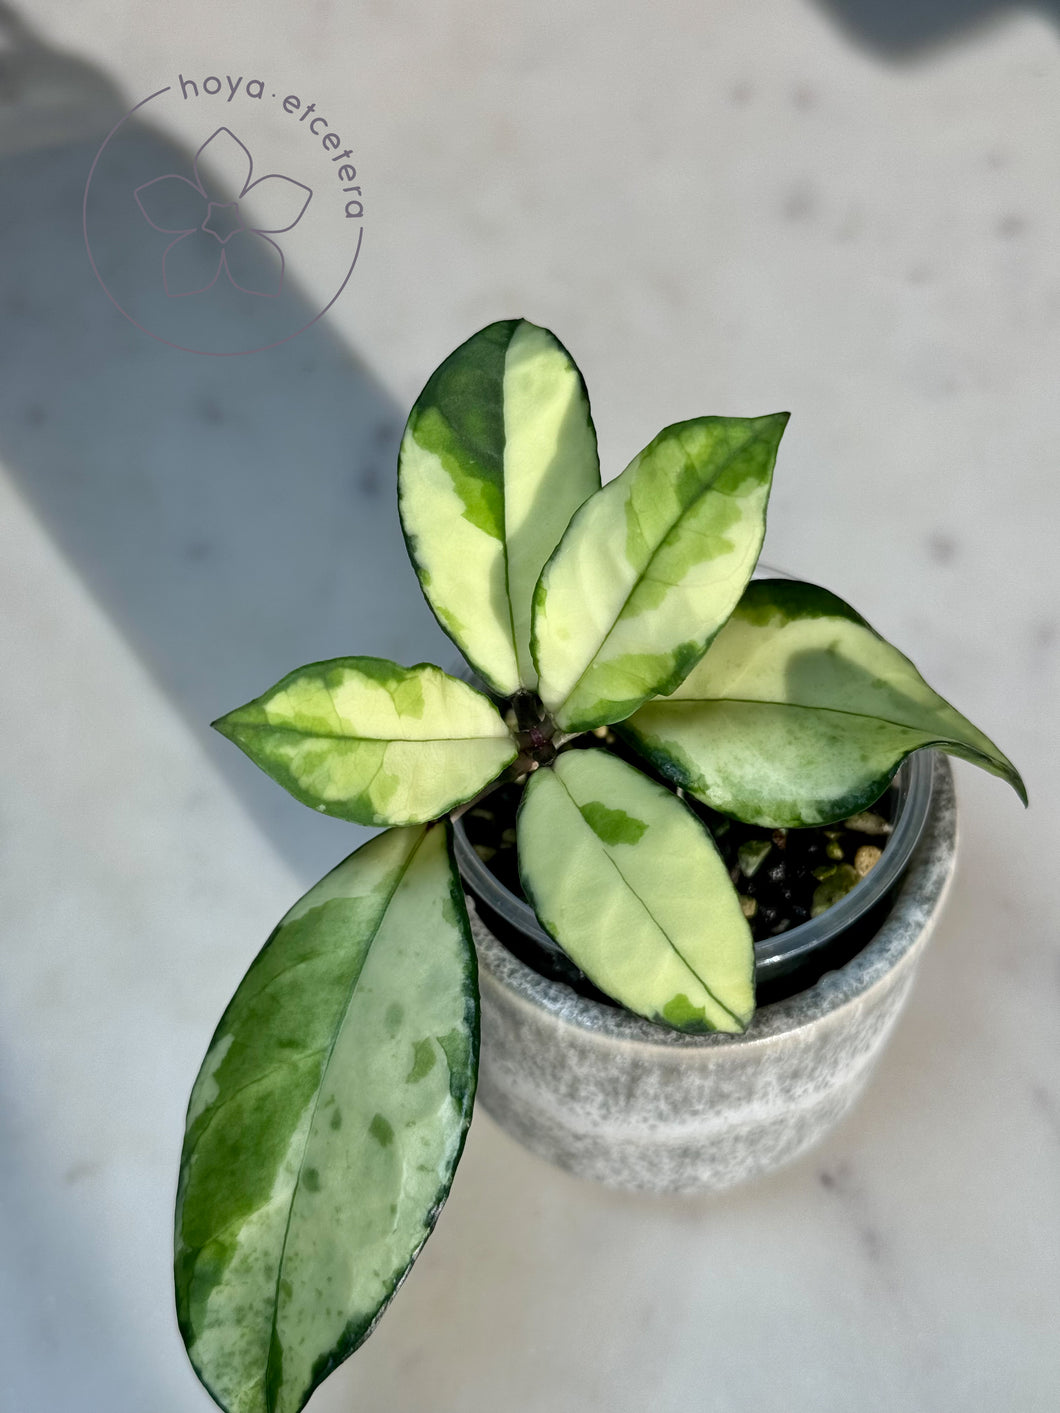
[457,755,958,1194]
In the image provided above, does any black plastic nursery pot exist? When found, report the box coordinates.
[455,746,935,1005]
[453,752,958,1194]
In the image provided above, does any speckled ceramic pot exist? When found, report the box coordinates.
[463,756,958,1194]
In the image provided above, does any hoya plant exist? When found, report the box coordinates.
[176,319,1025,1413]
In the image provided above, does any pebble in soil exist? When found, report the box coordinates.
[690,798,894,939]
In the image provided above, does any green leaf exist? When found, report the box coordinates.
[619,578,1027,828]
[399,318,600,694]
[214,657,517,826]
[531,413,789,732]
[175,822,478,1413]
[517,747,754,1033]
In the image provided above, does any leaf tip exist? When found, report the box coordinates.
[210,711,237,740]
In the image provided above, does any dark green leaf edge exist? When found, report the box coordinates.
[616,577,1028,826]
[174,821,480,1413]
[615,718,903,829]
[212,655,517,827]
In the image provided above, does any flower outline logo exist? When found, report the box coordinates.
[134,127,312,298]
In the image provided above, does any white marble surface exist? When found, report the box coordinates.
[1,1,1057,1409]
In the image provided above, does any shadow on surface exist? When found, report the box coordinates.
[0,11,447,880]
[812,0,1058,56]
[0,1051,187,1413]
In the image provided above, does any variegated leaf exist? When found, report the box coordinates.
[175,823,478,1413]
[398,318,600,694]
[620,578,1027,828]
[214,658,517,826]
[518,747,754,1033]
[532,413,788,732]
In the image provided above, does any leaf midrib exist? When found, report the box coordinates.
[234,720,513,747]
[552,769,743,1029]
[499,327,522,683]
[263,827,431,1410]
[645,694,956,735]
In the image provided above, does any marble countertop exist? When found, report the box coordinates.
[1,2,1057,1409]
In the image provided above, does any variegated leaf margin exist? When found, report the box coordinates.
[399,318,600,694]
[213,658,517,826]
[620,578,1028,827]
[532,413,788,731]
[517,747,754,1033]
[175,822,478,1413]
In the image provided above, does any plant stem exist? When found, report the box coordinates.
[551,731,584,751]
[510,689,546,734]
